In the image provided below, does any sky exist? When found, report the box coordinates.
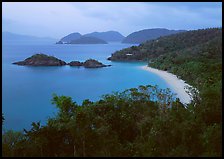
[2,2,222,39]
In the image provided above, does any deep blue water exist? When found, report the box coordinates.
[2,42,171,131]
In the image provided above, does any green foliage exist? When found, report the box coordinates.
[201,123,222,156]
[109,28,221,61]
[2,82,222,157]
[2,130,25,157]
[52,93,78,121]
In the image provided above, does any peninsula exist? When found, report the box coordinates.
[108,28,222,105]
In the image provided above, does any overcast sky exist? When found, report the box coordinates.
[2,2,222,39]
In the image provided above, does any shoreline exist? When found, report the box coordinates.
[140,65,193,104]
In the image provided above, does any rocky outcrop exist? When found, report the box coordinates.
[83,59,109,68]
[12,54,66,66]
[67,61,83,66]
[68,59,111,68]
[13,54,111,68]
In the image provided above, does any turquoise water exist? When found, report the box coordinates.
[2,42,170,131]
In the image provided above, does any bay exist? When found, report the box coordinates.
[2,42,171,131]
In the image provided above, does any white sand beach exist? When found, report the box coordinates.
[140,65,193,104]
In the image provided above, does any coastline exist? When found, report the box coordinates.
[140,65,193,104]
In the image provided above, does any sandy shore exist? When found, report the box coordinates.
[140,65,193,104]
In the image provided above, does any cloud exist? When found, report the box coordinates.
[2,2,222,38]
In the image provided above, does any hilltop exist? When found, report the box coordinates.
[83,31,125,42]
[122,28,186,44]
[56,31,124,44]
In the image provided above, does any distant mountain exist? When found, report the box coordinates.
[56,31,125,44]
[2,32,57,44]
[122,28,186,44]
[57,32,82,44]
[83,31,125,42]
[108,28,221,61]
[70,36,107,44]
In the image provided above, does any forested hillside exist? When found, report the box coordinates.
[108,28,221,62]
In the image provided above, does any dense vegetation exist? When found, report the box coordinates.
[109,28,221,61]
[2,28,222,157]
[2,85,221,157]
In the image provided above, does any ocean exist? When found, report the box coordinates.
[2,42,171,131]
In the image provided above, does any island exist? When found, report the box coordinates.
[56,31,124,44]
[83,31,125,42]
[70,36,108,44]
[12,54,66,66]
[83,59,111,68]
[13,54,111,68]
[56,32,82,44]
[67,61,83,66]
[68,59,111,68]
